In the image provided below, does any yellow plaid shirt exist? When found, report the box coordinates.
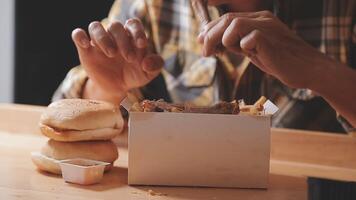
[54,0,356,133]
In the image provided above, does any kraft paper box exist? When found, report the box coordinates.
[122,99,278,188]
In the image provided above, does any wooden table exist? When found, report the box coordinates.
[0,104,355,200]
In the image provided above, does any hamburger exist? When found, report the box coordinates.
[32,139,118,174]
[39,99,123,142]
[32,99,122,174]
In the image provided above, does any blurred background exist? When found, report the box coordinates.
[0,2,353,198]
[0,0,348,133]
[0,0,114,105]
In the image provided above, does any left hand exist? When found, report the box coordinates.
[198,11,329,89]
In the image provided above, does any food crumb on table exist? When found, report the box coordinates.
[131,191,141,195]
[148,189,168,196]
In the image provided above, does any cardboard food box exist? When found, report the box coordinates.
[122,99,278,188]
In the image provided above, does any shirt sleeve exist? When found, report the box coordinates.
[52,66,88,101]
[52,0,148,102]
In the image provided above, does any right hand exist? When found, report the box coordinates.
[72,19,164,103]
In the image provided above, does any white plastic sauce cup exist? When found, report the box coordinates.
[59,158,110,185]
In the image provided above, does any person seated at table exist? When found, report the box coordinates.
[53,0,356,133]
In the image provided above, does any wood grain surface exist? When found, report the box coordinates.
[0,103,354,199]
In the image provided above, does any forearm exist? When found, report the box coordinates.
[83,79,126,105]
[309,57,356,127]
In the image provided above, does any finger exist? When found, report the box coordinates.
[240,30,272,74]
[240,29,262,53]
[142,54,164,75]
[88,21,117,57]
[191,0,210,28]
[197,19,219,44]
[72,28,93,62]
[124,18,148,49]
[198,12,265,43]
[222,18,256,52]
[107,21,136,62]
[202,15,244,56]
[72,28,91,49]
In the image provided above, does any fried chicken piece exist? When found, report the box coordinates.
[132,99,240,114]
[184,101,239,114]
[132,100,184,113]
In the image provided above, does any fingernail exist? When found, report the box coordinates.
[136,38,146,48]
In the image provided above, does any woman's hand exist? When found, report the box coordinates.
[72,19,164,103]
[198,11,327,89]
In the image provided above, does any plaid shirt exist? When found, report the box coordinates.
[54,0,356,133]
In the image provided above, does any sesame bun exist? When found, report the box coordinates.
[31,140,118,174]
[39,99,123,141]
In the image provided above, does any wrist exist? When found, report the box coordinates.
[307,54,347,96]
[304,51,332,91]
[82,79,127,105]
